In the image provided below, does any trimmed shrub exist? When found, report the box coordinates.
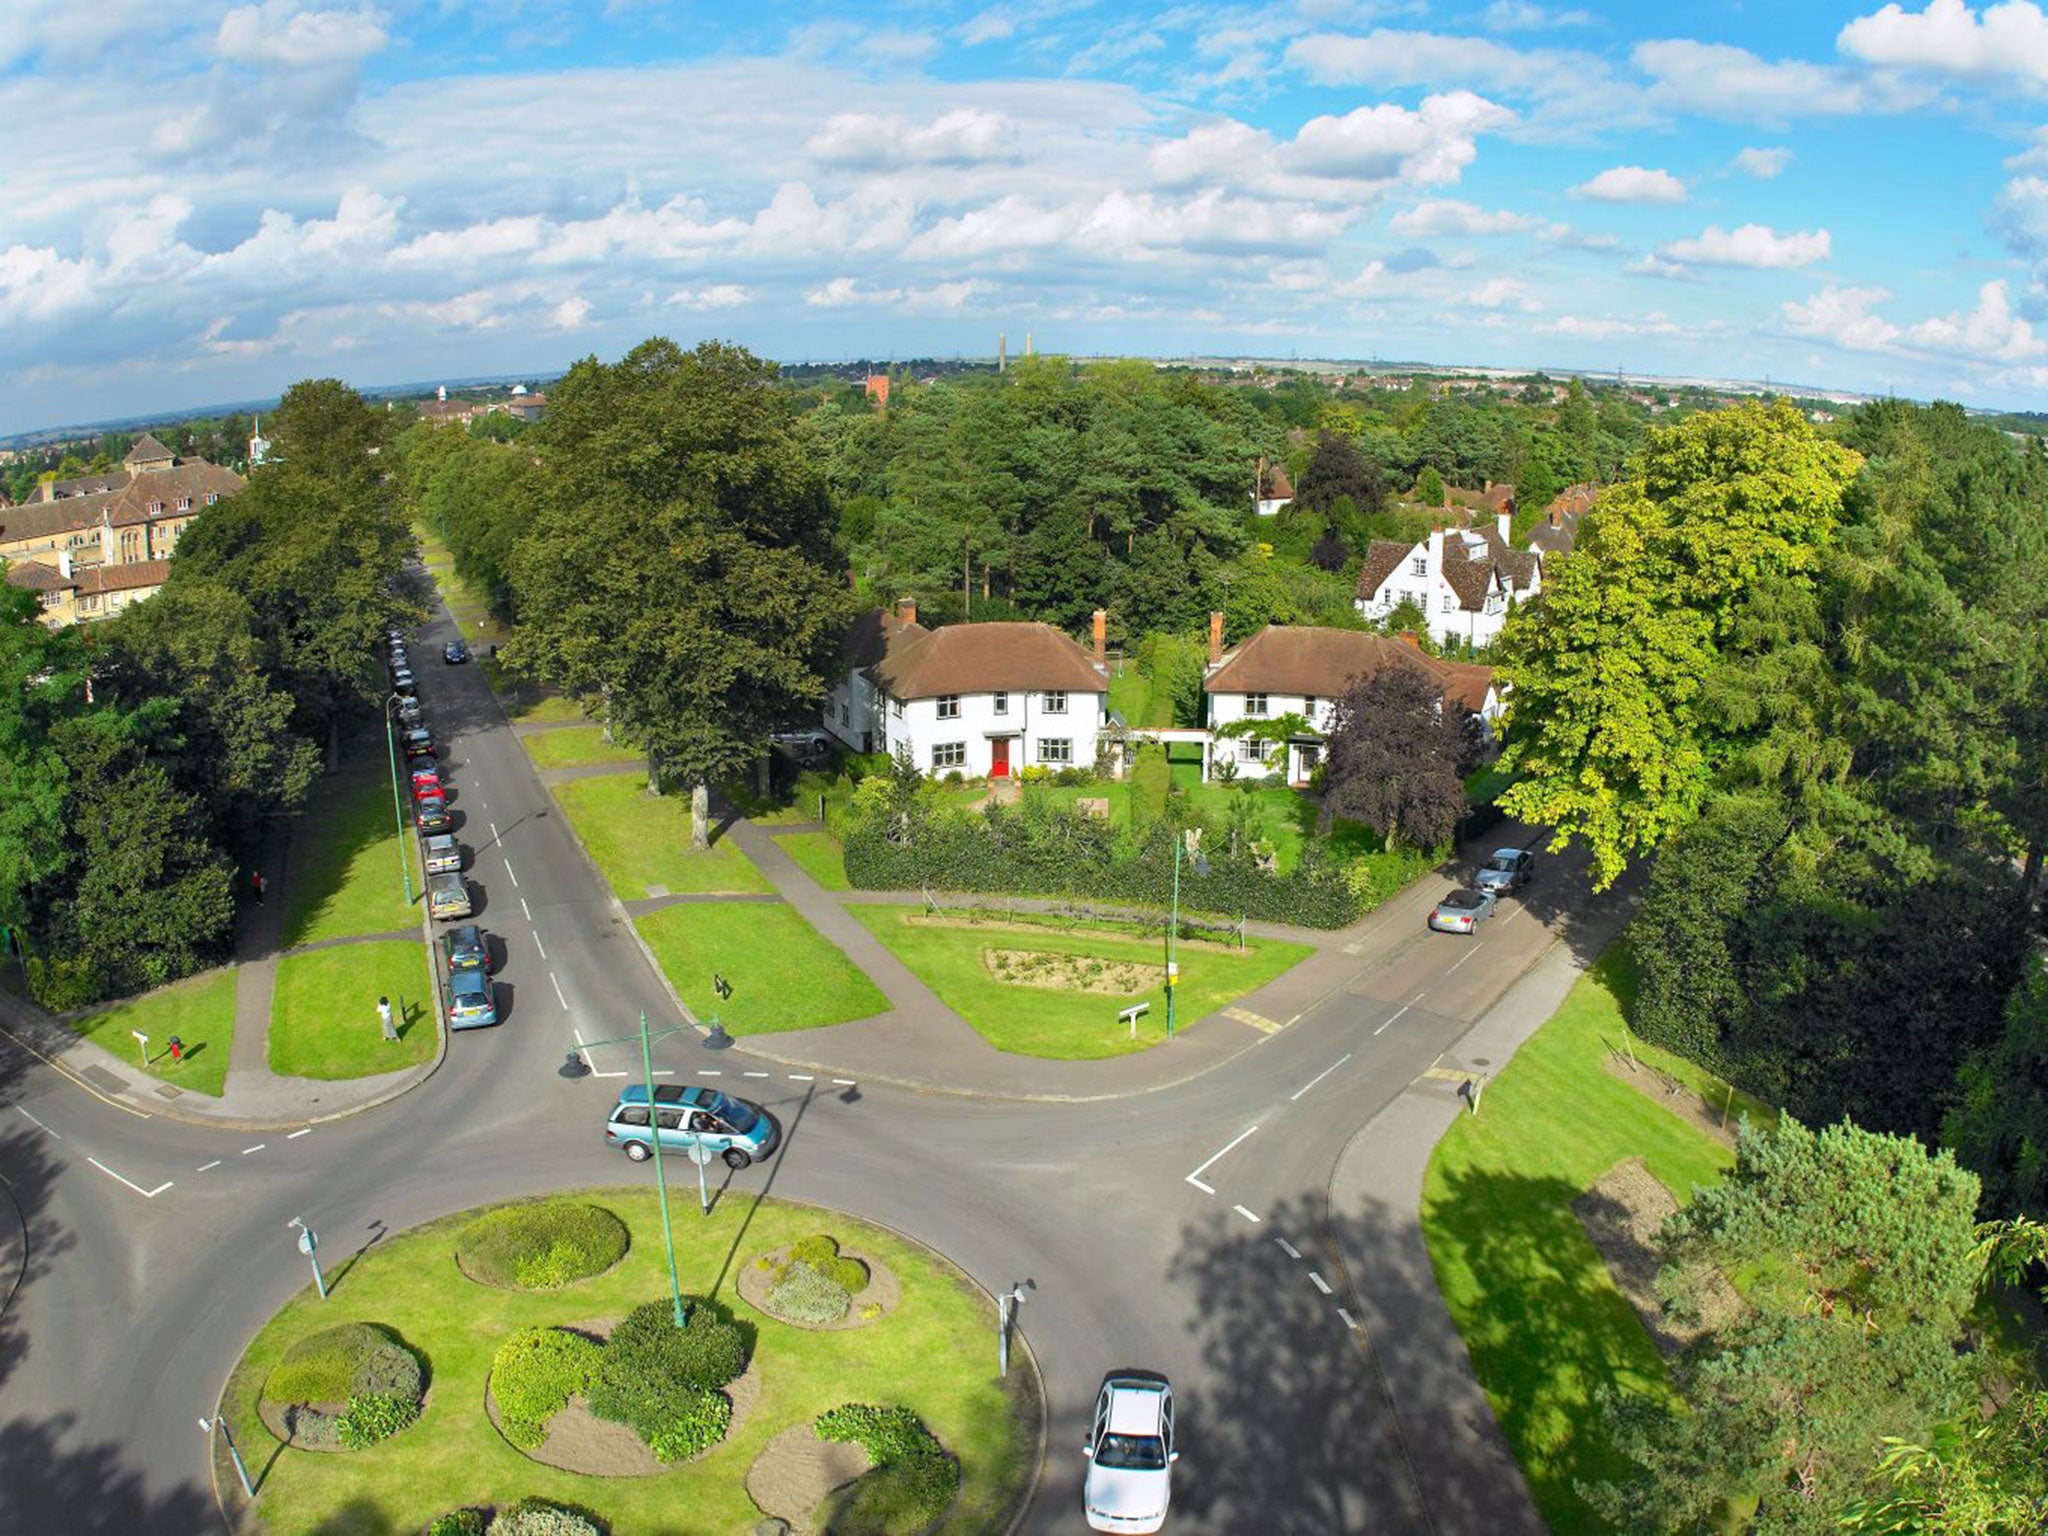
[457,1202,629,1290]
[486,1500,604,1536]
[764,1262,851,1325]
[268,1323,397,1405]
[490,1328,601,1450]
[787,1234,869,1294]
[604,1301,746,1391]
[643,1387,732,1464]
[586,1300,746,1460]
[816,1404,960,1533]
[426,1513,486,1536]
[336,1392,420,1449]
[268,1323,425,1449]
[789,1234,837,1268]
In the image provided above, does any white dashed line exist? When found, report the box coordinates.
[1289,1053,1352,1102]
[521,898,533,922]
[550,973,568,1011]
[1274,1237,1301,1260]
[699,1069,721,1076]
[14,1106,58,1139]
[490,821,500,841]
[651,1069,675,1077]
[195,1160,221,1172]
[1233,1205,1263,1224]
[789,1074,814,1081]
[743,1071,770,1078]
[1185,1124,1259,1194]
[832,1078,857,1086]
[86,1158,173,1198]
[533,933,546,959]
[287,1128,311,1139]
[1445,941,1482,973]
[505,860,520,889]
[241,1144,265,1155]
[1308,1271,1333,1295]
[1374,1005,1411,1037]
[1338,1308,1359,1330]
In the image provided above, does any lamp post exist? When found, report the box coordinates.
[563,1010,690,1327]
[1166,834,1182,1039]
[288,1216,327,1299]
[998,1279,1034,1377]
[199,1414,255,1499]
[383,693,414,905]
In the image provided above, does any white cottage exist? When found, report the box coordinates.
[1353,512,1542,651]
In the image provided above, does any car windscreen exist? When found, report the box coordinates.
[710,1094,759,1134]
[1096,1433,1167,1471]
[1483,857,1516,873]
[1446,890,1483,907]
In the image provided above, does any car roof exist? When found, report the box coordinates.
[429,872,463,889]
[446,923,481,943]
[617,1084,717,1109]
[1491,848,1525,861]
[1443,888,1484,904]
[450,969,489,995]
[1104,1379,1167,1435]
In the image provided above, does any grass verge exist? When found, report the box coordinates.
[773,831,851,891]
[270,940,437,1079]
[849,905,1310,1057]
[553,775,772,900]
[222,1189,1036,1536]
[70,967,239,1097]
[637,902,886,1032]
[281,736,420,947]
[521,725,645,772]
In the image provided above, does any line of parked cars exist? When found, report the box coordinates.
[1427,846,1536,936]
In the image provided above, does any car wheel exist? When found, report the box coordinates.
[624,1141,650,1162]
[722,1148,752,1170]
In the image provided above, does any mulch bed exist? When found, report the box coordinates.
[737,1244,901,1331]
[1574,1157,1744,1356]
[744,1423,874,1535]
[1599,1052,1739,1149]
[257,1398,353,1453]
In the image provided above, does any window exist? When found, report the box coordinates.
[1411,556,1427,577]
[891,697,905,719]
[1304,695,1317,714]
[1042,691,1067,714]
[1039,738,1072,764]
[932,742,966,770]
[1441,594,1455,612]
[936,694,961,720]
[839,702,850,725]
[175,496,190,511]
[205,492,219,505]
[615,1105,651,1128]
[991,691,1007,715]
[148,500,163,515]
[1245,693,1268,717]
[1484,594,1503,615]
[1240,737,1270,763]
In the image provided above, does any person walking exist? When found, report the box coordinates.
[378,995,397,1042]
[251,871,266,906]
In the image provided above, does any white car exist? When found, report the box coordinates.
[1083,1373,1176,1532]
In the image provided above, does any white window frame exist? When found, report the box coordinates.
[931,741,966,770]
[1411,556,1427,576]
[1245,693,1268,717]
[1441,594,1455,612]
[891,696,905,719]
[1042,691,1067,715]
[1038,738,1072,765]
[936,694,961,720]
[1239,737,1270,763]
[991,691,1008,715]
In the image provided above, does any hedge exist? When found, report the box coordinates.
[489,1328,601,1450]
[816,1404,960,1533]
[457,1202,630,1290]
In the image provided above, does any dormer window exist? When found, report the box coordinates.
[175,496,191,511]
[206,493,219,505]
[1411,557,1427,577]
[148,500,163,515]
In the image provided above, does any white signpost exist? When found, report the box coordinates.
[1119,1003,1150,1041]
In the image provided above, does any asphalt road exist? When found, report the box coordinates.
[0,601,1602,1535]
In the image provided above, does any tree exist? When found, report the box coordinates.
[1308,531,1351,572]
[1294,431,1385,516]
[1948,952,2048,1220]
[1320,664,1471,847]
[1413,466,1445,506]
[1014,504,1103,629]
[1841,1393,2048,1534]
[264,377,390,487]
[0,585,86,937]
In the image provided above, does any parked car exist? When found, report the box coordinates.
[392,671,418,698]
[444,640,470,664]
[603,1084,777,1169]
[770,727,833,763]
[442,923,490,975]
[447,967,497,1029]
[1083,1373,1177,1533]
[427,872,473,920]
[401,727,434,759]
[412,778,446,806]
[421,833,463,875]
[1473,847,1535,897]
[415,799,453,835]
[394,696,424,727]
[409,755,440,783]
[1428,887,1497,935]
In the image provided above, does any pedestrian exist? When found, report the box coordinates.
[251,870,266,906]
[378,995,397,1042]
[168,1035,184,1065]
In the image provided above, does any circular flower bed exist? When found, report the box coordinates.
[456,1200,630,1290]
[815,1404,961,1532]
[259,1322,426,1451]
[739,1234,901,1331]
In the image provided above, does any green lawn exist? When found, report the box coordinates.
[71,967,239,1097]
[222,1190,1036,1536]
[850,905,1312,1058]
[553,774,773,899]
[638,902,886,1032]
[1105,664,1154,727]
[1420,951,1750,1534]
[495,677,582,724]
[270,941,437,1079]
[773,830,851,890]
[280,738,420,946]
[521,724,645,771]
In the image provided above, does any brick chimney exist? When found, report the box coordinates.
[1092,608,1107,669]
[1397,630,1420,650]
[896,597,916,625]
[1208,610,1225,666]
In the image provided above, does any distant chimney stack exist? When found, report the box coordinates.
[1092,608,1107,668]
[1208,610,1225,666]
[897,597,917,625]
[1024,331,1034,359]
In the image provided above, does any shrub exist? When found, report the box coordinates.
[789,1234,838,1268]
[336,1392,420,1449]
[765,1261,851,1325]
[426,1513,486,1536]
[604,1301,746,1391]
[816,1404,960,1531]
[490,1328,601,1450]
[586,1300,747,1457]
[643,1387,732,1463]
[787,1234,869,1291]
[457,1202,629,1290]
[486,1500,603,1536]
[268,1323,390,1404]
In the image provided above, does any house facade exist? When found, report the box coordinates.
[5,552,172,627]
[1253,455,1295,517]
[1353,513,1542,651]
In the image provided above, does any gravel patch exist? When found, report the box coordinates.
[745,1422,874,1535]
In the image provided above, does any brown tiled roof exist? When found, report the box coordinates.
[125,434,174,466]
[1440,536,1498,611]
[1355,538,1414,600]
[1444,483,1516,515]
[4,559,71,592]
[1476,528,1541,592]
[45,470,128,500]
[1257,459,1294,499]
[0,458,242,547]
[876,621,1108,700]
[842,608,928,671]
[1204,625,1494,715]
[78,559,169,596]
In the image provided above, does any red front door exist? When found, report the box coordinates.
[991,737,1011,778]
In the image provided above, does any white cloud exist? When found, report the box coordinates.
[1465,277,1542,311]
[216,2,390,67]
[1627,253,1709,282]
[1634,38,1930,120]
[1572,165,1687,202]
[1839,0,2048,86]
[1988,174,2048,256]
[550,295,593,330]
[1484,2,1593,30]
[1732,146,1793,178]
[665,284,750,310]
[1657,222,1831,268]
[1906,278,2047,359]
[1540,310,1686,338]
[1390,199,1536,236]
[1781,284,1902,350]
[806,109,1018,168]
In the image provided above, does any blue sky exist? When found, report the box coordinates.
[3,0,2046,434]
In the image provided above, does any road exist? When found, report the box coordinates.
[0,600,1602,1534]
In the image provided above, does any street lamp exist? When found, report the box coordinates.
[562,1009,691,1327]
[199,1414,255,1500]
[383,692,415,905]
[998,1279,1034,1377]
[288,1216,327,1299]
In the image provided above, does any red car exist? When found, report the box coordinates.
[412,779,446,806]
[409,760,441,789]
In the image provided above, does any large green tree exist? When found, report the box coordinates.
[0,584,85,937]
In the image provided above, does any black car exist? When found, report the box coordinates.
[416,799,453,835]
[444,640,470,664]
[442,924,490,975]
[402,727,434,759]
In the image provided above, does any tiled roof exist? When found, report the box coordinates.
[4,559,71,592]
[1440,535,1499,611]
[45,471,129,499]
[124,434,174,466]
[842,608,929,671]
[1478,528,1541,591]
[1204,625,1494,715]
[78,559,169,596]
[875,621,1108,700]
[0,457,243,547]
[1257,458,1294,499]
[1444,483,1516,515]
[1355,538,1414,599]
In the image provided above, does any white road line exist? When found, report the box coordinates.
[505,860,520,889]
[700,1069,722,1076]
[1338,1308,1360,1330]
[533,932,547,959]
[1308,1271,1333,1295]
[86,1158,173,1198]
[287,1128,311,1139]
[1184,1124,1259,1194]
[14,1106,58,1139]
[550,972,568,1011]
[241,1144,265,1155]
[832,1078,857,1085]
[1233,1205,1263,1224]
[743,1071,770,1078]
[1274,1237,1302,1260]
[1289,1053,1353,1102]
[789,1074,814,1081]
[651,1069,675,1077]
[1445,941,1482,974]
[196,1160,221,1172]
[490,821,500,841]
[521,898,533,922]
[1374,1005,1412,1037]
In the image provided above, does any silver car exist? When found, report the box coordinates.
[1083,1373,1176,1533]
[1428,887,1496,935]
[1473,847,1534,897]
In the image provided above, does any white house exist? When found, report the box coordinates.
[1253,455,1295,517]
[826,603,1110,780]
[1353,511,1542,651]
[1203,621,1499,785]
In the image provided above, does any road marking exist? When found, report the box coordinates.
[550,972,569,1011]
[1338,1308,1360,1330]
[241,1144,265,1155]
[789,1074,814,1081]
[14,1106,58,1139]
[196,1160,221,1172]
[571,1026,625,1079]
[1184,1124,1259,1194]
[833,1078,857,1086]
[521,898,533,922]
[1343,940,1364,955]
[699,1069,721,1076]
[1374,1005,1411,1037]
[287,1128,311,1139]
[1274,1237,1301,1260]
[1445,941,1482,974]
[743,1071,770,1078]
[533,932,546,959]
[505,860,520,889]
[86,1158,173,1198]
[1233,1205,1263,1224]
[1308,1271,1332,1295]
[651,1069,674,1077]
[490,821,500,841]
[1223,1006,1281,1034]
[1289,1053,1353,1102]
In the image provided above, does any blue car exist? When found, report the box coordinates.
[447,968,497,1029]
[604,1084,776,1169]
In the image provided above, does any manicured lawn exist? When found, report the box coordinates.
[773,830,851,890]
[1105,664,1156,727]
[553,774,772,899]
[1420,951,1749,1534]
[222,1190,1036,1536]
[270,941,437,1079]
[850,905,1312,1057]
[637,902,886,1032]
[521,724,645,771]
[280,738,419,946]
[71,967,239,1097]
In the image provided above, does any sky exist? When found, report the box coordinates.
[3,0,2046,435]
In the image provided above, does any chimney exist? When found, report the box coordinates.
[1208,610,1225,666]
[1550,505,1562,528]
[1092,608,1107,669]
[1397,630,1420,650]
[897,597,917,625]
[1428,525,1445,574]
[1496,510,1512,545]
[57,548,72,580]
